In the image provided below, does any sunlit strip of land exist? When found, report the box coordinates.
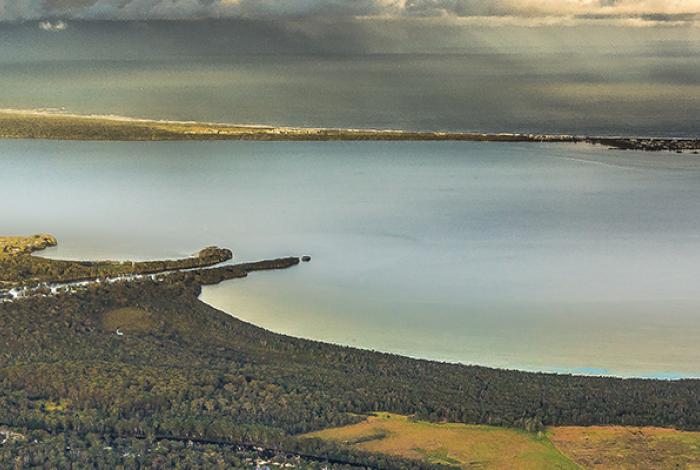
[1,109,698,151]
[0,108,570,142]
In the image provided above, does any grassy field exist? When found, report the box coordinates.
[303,413,579,469]
[305,414,700,469]
[549,426,700,469]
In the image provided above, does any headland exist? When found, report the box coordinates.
[1,233,699,467]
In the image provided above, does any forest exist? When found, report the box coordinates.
[0,243,698,468]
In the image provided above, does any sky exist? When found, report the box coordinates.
[2,1,699,61]
[0,2,699,135]
[2,0,699,59]
[1,0,700,26]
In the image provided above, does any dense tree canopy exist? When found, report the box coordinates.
[0,249,698,467]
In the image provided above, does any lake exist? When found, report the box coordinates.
[3,139,700,378]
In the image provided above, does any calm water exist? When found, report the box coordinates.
[3,140,700,378]
[2,54,699,137]
[2,19,700,137]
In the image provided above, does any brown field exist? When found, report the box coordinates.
[549,426,700,470]
[304,414,700,469]
[303,413,579,469]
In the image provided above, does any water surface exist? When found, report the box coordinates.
[2,19,700,137]
[2,140,700,378]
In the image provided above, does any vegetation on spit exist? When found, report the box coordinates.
[1,110,699,152]
[0,234,698,468]
[0,234,232,290]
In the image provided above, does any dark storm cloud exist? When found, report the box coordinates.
[1,0,699,25]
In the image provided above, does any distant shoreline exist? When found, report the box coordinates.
[1,109,699,152]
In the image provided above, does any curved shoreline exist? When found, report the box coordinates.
[2,230,700,464]
[198,287,699,381]
[1,109,699,152]
[4,234,694,381]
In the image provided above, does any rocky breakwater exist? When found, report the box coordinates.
[182,257,301,288]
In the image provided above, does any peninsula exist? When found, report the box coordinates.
[1,109,698,152]
[1,234,699,468]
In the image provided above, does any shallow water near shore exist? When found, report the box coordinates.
[3,140,700,378]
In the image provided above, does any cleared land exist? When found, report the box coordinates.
[305,414,700,469]
[549,426,700,470]
[303,413,579,469]
[1,109,699,151]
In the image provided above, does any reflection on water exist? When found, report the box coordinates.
[3,140,700,377]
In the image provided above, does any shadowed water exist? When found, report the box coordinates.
[2,140,700,377]
[1,19,700,137]
[2,53,699,137]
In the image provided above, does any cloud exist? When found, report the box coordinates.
[1,0,700,26]
[38,20,68,31]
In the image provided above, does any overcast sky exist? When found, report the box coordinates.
[2,0,700,26]
[0,2,699,135]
